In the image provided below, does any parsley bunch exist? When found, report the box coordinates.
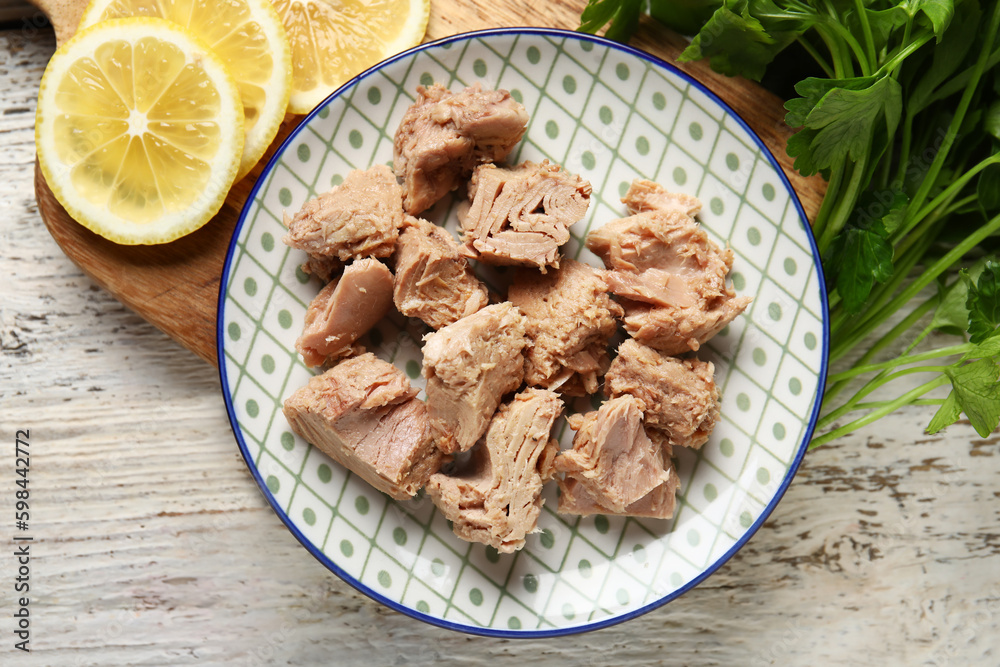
[579,0,1000,446]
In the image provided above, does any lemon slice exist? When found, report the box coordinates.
[79,0,292,180]
[273,0,429,114]
[35,18,244,245]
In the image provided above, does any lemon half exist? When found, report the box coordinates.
[36,18,245,245]
[79,0,292,180]
[274,0,430,114]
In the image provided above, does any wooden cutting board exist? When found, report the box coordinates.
[31,0,826,367]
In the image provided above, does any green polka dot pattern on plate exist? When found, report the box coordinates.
[261,355,275,374]
[720,438,734,457]
[616,63,629,80]
[355,496,369,515]
[317,463,332,483]
[265,475,279,493]
[769,303,783,321]
[527,46,540,64]
[281,432,294,451]
[469,588,483,606]
[244,277,257,296]
[349,130,363,149]
[673,167,687,185]
[260,232,274,252]
[473,59,487,77]
[279,188,292,207]
[582,151,595,170]
[710,197,724,215]
[377,570,391,588]
[704,483,718,501]
[545,120,558,139]
[523,574,538,593]
[278,309,293,329]
[762,183,776,201]
[367,86,381,105]
[653,91,666,110]
[393,527,407,546]
[689,122,703,140]
[789,377,802,395]
[227,322,240,341]
[302,508,316,525]
[297,144,310,162]
[784,257,797,275]
[599,105,613,124]
[245,399,259,418]
[419,72,433,86]
[636,136,649,155]
[726,153,739,170]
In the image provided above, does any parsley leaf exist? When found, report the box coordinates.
[649,0,722,36]
[945,358,1000,437]
[927,389,962,434]
[904,0,956,41]
[785,75,903,176]
[678,0,811,81]
[827,215,895,315]
[964,260,1000,343]
[930,258,990,335]
[578,0,644,42]
[986,100,1000,141]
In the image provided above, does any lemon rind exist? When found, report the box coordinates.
[35,18,245,245]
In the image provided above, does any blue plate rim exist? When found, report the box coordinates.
[216,26,830,639]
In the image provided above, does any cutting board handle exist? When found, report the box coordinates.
[28,0,88,45]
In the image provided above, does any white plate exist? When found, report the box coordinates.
[218,28,828,637]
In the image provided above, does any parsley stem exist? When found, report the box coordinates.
[828,344,970,384]
[820,364,950,431]
[853,0,877,71]
[796,35,835,78]
[830,212,1000,360]
[893,154,1000,244]
[905,1,1000,220]
[810,375,950,448]
[823,292,939,404]
[818,156,867,254]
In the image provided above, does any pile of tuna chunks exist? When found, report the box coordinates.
[280,83,751,554]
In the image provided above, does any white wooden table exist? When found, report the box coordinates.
[3,22,999,666]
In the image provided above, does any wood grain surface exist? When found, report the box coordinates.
[4,25,1000,667]
[31,0,826,366]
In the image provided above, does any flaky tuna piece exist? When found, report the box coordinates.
[557,469,680,519]
[426,388,562,553]
[587,202,750,355]
[622,179,702,218]
[422,303,528,454]
[296,259,394,367]
[507,259,623,396]
[282,354,442,500]
[283,165,404,279]
[556,396,671,513]
[392,216,489,330]
[460,161,591,271]
[604,339,720,449]
[393,83,528,214]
